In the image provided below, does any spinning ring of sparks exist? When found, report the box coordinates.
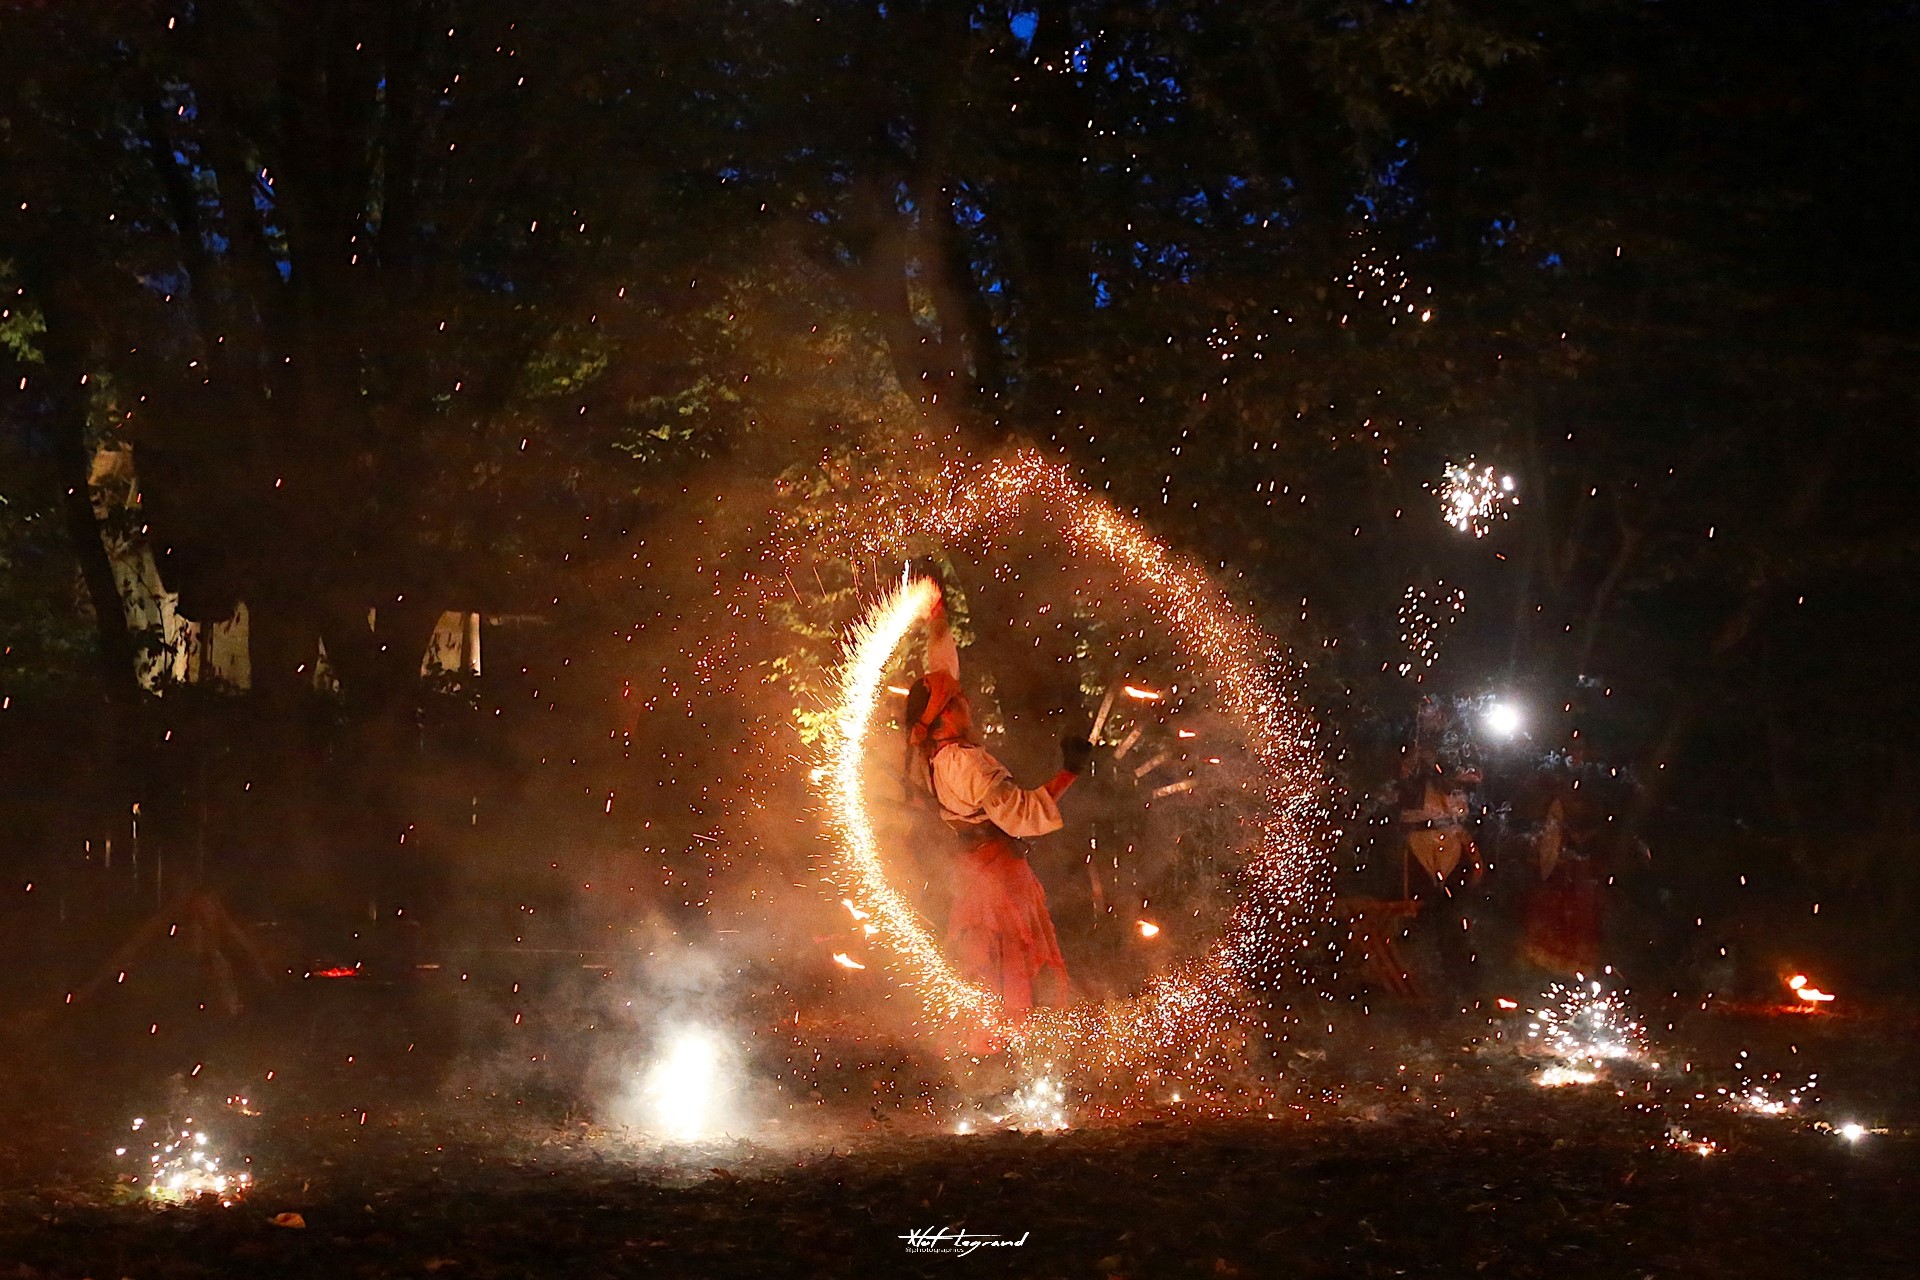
[817,452,1331,1088]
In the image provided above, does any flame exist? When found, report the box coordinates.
[1787,974,1835,1003]
[1136,920,1162,939]
[1122,684,1164,701]
[831,952,866,970]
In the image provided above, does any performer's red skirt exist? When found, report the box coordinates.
[947,830,1069,1021]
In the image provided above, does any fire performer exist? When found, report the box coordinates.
[902,583,1092,1034]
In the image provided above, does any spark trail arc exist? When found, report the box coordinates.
[815,452,1332,1091]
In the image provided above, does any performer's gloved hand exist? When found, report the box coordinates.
[1060,736,1094,775]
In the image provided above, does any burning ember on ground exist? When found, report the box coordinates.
[118,1117,252,1206]
[1786,973,1836,1006]
[1664,1124,1720,1157]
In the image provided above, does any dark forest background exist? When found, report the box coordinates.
[2,0,1916,1014]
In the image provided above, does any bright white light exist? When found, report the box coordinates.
[1484,702,1522,738]
[1838,1122,1866,1142]
[639,1027,734,1142]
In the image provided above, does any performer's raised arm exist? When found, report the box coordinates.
[926,592,960,679]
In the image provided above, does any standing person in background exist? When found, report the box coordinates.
[902,583,1091,1043]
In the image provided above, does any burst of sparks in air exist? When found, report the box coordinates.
[1335,240,1435,326]
[1435,460,1517,537]
[120,1117,251,1206]
[812,451,1332,1094]
[1396,582,1467,676]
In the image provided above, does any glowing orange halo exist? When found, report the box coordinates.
[815,452,1331,1070]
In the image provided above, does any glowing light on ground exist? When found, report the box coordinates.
[1787,974,1835,1004]
[811,451,1332,1090]
[1526,980,1647,1084]
[1536,1065,1599,1088]
[635,1028,737,1142]
[120,1117,251,1206]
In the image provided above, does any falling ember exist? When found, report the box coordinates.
[1121,684,1165,701]
[808,451,1333,1081]
[1136,920,1162,939]
[1396,581,1467,676]
[831,952,866,970]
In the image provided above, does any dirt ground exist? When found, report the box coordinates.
[0,992,1913,1279]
